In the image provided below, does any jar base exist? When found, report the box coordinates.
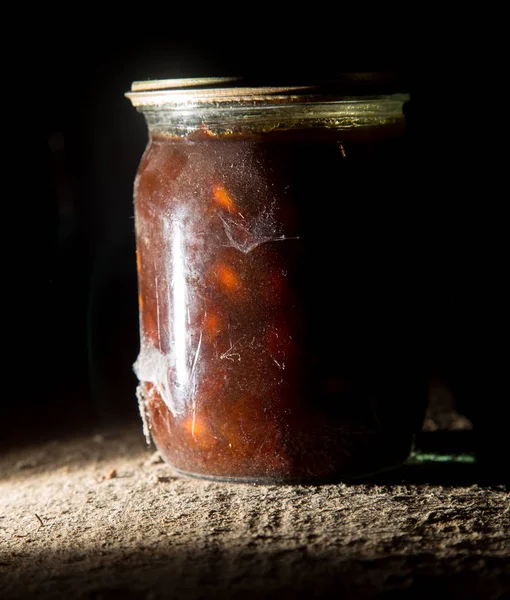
[172,457,409,486]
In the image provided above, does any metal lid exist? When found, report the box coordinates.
[126,73,407,107]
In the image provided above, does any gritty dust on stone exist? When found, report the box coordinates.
[0,424,509,599]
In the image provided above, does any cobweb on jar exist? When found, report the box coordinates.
[218,205,300,255]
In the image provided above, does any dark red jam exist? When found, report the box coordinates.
[133,122,427,482]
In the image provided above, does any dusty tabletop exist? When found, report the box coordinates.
[0,424,509,599]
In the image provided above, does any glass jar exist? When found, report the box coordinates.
[126,77,427,483]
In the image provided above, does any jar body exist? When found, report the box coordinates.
[132,96,427,482]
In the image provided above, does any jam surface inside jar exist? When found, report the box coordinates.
[130,84,427,483]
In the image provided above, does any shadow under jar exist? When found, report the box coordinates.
[127,78,428,483]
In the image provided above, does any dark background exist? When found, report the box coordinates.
[7,27,507,473]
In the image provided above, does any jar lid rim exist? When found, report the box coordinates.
[126,74,409,107]
[131,77,243,92]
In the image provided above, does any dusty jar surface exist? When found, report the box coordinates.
[127,80,427,483]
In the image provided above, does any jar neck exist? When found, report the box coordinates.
[136,95,409,138]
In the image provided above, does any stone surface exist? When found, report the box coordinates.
[0,425,509,599]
